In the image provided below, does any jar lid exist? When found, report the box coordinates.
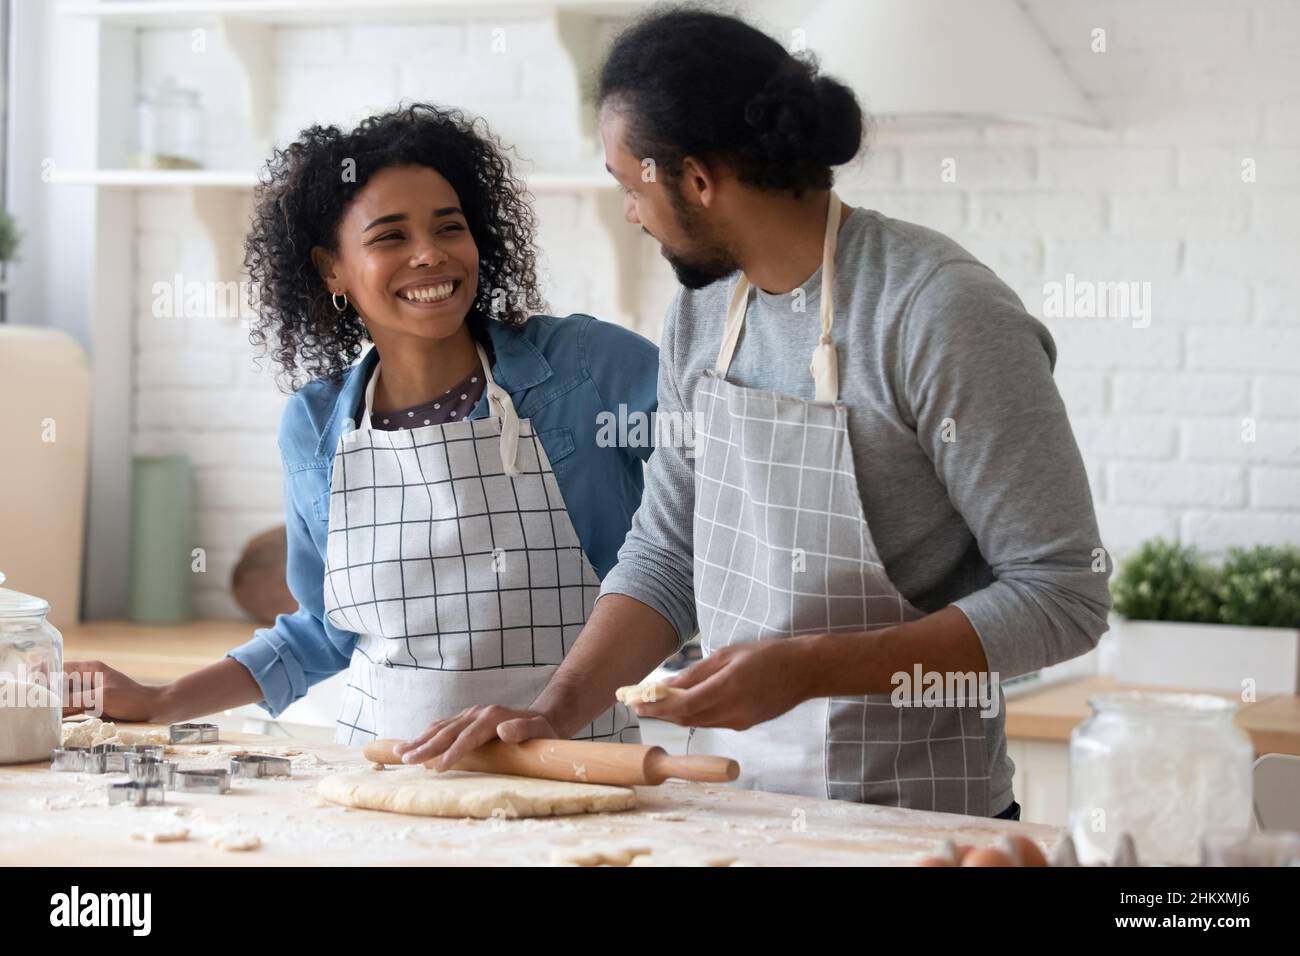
[139,76,201,108]
[0,572,51,619]
[1089,690,1238,718]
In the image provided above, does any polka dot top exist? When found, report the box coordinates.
[372,367,486,431]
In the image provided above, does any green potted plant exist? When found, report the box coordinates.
[0,208,22,325]
[1110,538,1300,695]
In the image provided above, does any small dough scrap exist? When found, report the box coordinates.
[131,825,189,843]
[316,768,636,819]
[62,718,116,748]
[614,682,683,706]
[115,727,169,746]
[551,845,652,867]
[628,848,739,867]
[210,830,261,852]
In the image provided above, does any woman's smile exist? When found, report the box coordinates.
[395,277,463,309]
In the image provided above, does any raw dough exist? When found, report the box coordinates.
[614,682,682,705]
[628,849,739,867]
[550,845,651,866]
[316,768,636,819]
[550,844,740,867]
[210,830,261,852]
[62,718,168,749]
[131,825,189,843]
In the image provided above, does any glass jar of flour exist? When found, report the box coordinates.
[0,573,63,764]
[1069,691,1254,866]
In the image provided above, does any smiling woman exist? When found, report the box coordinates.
[244,103,543,391]
[61,103,661,750]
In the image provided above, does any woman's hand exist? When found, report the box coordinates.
[394,705,559,772]
[61,660,169,723]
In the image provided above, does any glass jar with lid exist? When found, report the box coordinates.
[0,572,63,764]
[134,76,206,170]
[1069,691,1254,865]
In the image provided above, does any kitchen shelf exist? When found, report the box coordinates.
[48,167,618,193]
[48,169,259,187]
[58,0,653,28]
[54,0,639,308]
[48,169,626,294]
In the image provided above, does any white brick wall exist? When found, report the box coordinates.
[834,0,1300,558]
[130,1,1300,619]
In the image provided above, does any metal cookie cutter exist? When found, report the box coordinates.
[230,754,292,779]
[169,722,219,744]
[126,754,176,787]
[89,743,129,773]
[108,781,166,807]
[51,747,90,772]
[172,768,230,794]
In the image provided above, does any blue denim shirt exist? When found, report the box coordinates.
[227,314,659,717]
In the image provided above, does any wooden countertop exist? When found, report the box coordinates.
[1005,674,1300,756]
[60,620,255,684]
[0,725,1061,867]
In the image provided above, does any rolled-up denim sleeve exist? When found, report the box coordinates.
[582,314,659,465]
[226,407,355,716]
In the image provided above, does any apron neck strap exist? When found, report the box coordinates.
[714,190,843,402]
[361,340,522,476]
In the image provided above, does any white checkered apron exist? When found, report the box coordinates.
[686,194,991,814]
[322,345,638,746]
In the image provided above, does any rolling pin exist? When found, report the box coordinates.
[363,738,739,786]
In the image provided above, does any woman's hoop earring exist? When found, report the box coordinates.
[332,292,348,313]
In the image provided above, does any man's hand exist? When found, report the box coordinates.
[394,705,559,771]
[631,636,823,730]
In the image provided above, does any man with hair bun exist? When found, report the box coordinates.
[416,6,1110,821]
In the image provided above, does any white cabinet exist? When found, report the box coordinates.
[1008,738,1070,826]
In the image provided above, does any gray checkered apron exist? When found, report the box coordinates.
[687,193,991,814]
[323,344,638,746]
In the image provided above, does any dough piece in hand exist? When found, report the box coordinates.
[614,682,682,706]
[316,768,636,819]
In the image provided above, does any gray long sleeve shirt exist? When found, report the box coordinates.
[600,206,1112,683]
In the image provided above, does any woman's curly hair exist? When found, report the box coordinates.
[245,103,546,390]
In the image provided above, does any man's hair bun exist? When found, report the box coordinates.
[744,57,863,174]
[598,8,868,196]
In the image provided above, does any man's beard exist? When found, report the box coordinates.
[663,246,736,290]
[656,186,738,290]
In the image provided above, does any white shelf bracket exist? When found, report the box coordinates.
[216,16,274,161]
[550,8,605,157]
[586,186,642,332]
[187,185,254,298]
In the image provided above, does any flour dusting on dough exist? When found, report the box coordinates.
[316,768,636,819]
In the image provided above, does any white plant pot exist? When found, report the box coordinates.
[1110,618,1300,696]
